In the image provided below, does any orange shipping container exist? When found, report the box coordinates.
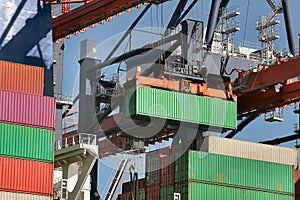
[0,60,44,95]
[0,156,53,196]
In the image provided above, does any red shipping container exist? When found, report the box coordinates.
[146,147,171,186]
[139,178,147,190]
[295,170,300,199]
[146,185,160,200]
[123,178,147,193]
[160,154,174,186]
[0,60,44,95]
[0,156,53,195]
[118,192,132,200]
[0,90,56,130]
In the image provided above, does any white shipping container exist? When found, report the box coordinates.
[200,136,298,168]
[0,191,51,200]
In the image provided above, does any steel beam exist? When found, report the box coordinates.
[238,81,300,115]
[86,33,180,73]
[205,0,221,50]
[282,0,297,56]
[52,0,167,41]
[225,114,259,138]
[235,57,300,94]
[68,154,97,200]
[105,5,151,61]
[164,0,188,33]
[260,133,300,145]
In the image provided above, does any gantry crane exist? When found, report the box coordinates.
[46,0,300,199]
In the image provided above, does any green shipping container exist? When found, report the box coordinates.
[0,123,54,162]
[174,182,293,200]
[160,186,174,200]
[124,86,237,130]
[139,189,145,200]
[174,150,293,194]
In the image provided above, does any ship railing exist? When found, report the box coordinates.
[55,133,97,150]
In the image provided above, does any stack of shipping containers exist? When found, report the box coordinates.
[0,61,55,199]
[174,150,294,200]
[119,178,147,200]
[118,136,298,200]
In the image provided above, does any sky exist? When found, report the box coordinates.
[60,0,300,197]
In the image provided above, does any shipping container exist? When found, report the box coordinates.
[0,60,44,96]
[123,178,147,193]
[174,150,294,194]
[118,190,145,200]
[0,190,51,200]
[0,90,56,130]
[0,123,54,162]
[200,135,298,168]
[124,86,237,130]
[146,147,171,186]
[146,185,160,200]
[118,192,131,200]
[138,189,145,200]
[160,153,174,186]
[295,170,300,199]
[147,170,160,187]
[174,181,293,200]
[0,156,53,195]
[98,136,128,158]
[160,186,174,200]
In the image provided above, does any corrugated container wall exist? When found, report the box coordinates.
[200,136,298,168]
[295,170,300,199]
[123,178,147,193]
[139,189,145,200]
[0,90,56,130]
[160,153,174,186]
[0,123,54,162]
[174,182,293,200]
[124,86,237,130]
[146,148,171,186]
[0,60,44,95]
[118,192,131,200]
[160,186,174,200]
[146,185,160,200]
[175,150,294,194]
[0,156,53,195]
[0,191,51,200]
[118,190,145,200]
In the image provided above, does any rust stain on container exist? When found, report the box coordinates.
[0,90,56,130]
[0,156,53,195]
[0,60,44,95]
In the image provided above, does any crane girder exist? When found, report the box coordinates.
[51,0,167,41]
[234,57,300,94]
[238,80,300,116]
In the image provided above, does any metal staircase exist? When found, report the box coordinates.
[105,159,131,200]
